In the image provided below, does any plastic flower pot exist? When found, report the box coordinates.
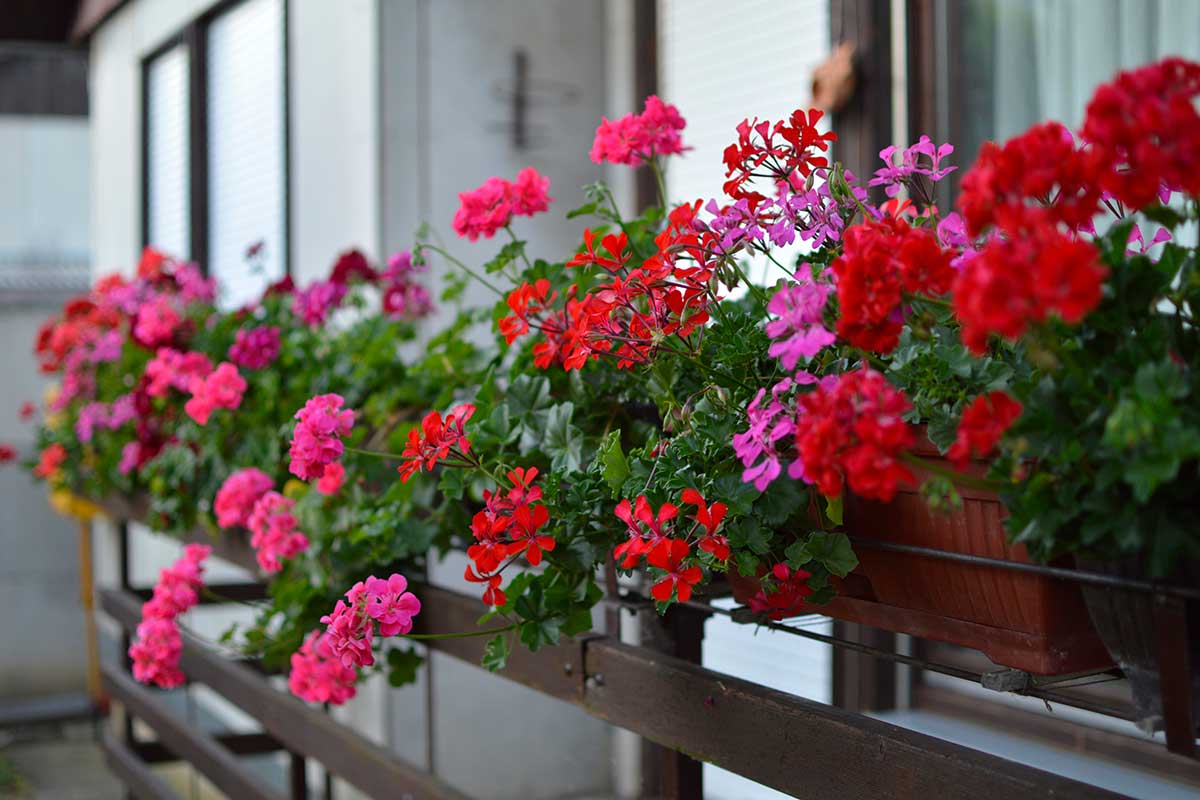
[731,436,1113,676]
[1075,556,1200,734]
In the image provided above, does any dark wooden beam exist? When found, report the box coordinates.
[98,729,180,800]
[102,581,1130,799]
[584,640,1126,800]
[101,664,284,800]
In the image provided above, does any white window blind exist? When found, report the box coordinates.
[207,0,286,308]
[145,44,190,260]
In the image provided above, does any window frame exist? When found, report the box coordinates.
[139,0,291,279]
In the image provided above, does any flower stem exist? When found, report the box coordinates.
[418,243,506,297]
[900,451,1001,493]
[345,445,407,461]
[649,158,668,209]
[400,623,517,641]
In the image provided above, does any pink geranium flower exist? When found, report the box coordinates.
[764,275,836,370]
[316,462,345,495]
[289,630,359,705]
[364,573,422,636]
[214,467,275,528]
[289,394,355,480]
[185,362,246,425]
[247,491,309,573]
[228,326,281,370]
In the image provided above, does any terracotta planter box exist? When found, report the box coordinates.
[732,441,1113,676]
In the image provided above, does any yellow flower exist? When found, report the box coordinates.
[282,479,308,500]
[48,488,103,521]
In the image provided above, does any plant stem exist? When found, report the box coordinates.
[418,243,506,297]
[900,451,1001,493]
[505,226,535,272]
[400,623,517,641]
[649,158,668,209]
[345,445,407,461]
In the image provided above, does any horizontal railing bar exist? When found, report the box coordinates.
[134,731,284,763]
[409,582,1128,798]
[131,581,269,604]
[103,578,1126,799]
[583,639,1129,799]
[98,728,180,800]
[98,588,470,800]
[101,663,283,800]
[676,598,1135,721]
[849,535,1200,600]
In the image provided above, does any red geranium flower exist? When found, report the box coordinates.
[398,404,476,482]
[613,495,677,568]
[681,488,729,562]
[646,539,703,602]
[947,391,1023,469]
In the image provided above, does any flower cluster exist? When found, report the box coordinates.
[794,367,916,502]
[145,348,213,397]
[303,573,421,700]
[502,203,714,371]
[397,404,475,482]
[380,251,434,320]
[184,362,247,425]
[1081,57,1200,209]
[833,217,955,353]
[947,391,1023,469]
[721,109,835,202]
[464,467,552,607]
[247,490,309,573]
[613,490,727,602]
[868,135,956,198]
[748,563,814,620]
[289,394,355,481]
[764,274,835,370]
[214,467,275,528]
[228,326,281,370]
[452,167,553,241]
[288,630,359,704]
[128,544,210,688]
[590,95,687,166]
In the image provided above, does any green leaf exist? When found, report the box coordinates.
[483,241,526,275]
[598,430,630,497]
[788,531,857,577]
[481,634,510,672]
[823,494,843,527]
[386,646,425,687]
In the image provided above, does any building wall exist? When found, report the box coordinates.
[0,90,91,699]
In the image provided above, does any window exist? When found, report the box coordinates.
[141,0,288,306]
[144,44,191,259]
[206,0,287,307]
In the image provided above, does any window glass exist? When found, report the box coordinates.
[146,44,191,259]
[207,0,286,308]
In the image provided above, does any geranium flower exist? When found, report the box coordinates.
[289,393,355,481]
[33,443,66,478]
[794,367,916,502]
[613,495,677,568]
[184,362,247,425]
[289,630,358,705]
[749,563,813,620]
[764,276,835,370]
[646,539,703,602]
[947,391,1023,469]
[316,462,345,495]
[364,573,422,636]
[228,326,281,370]
[397,404,475,482]
[214,468,275,529]
[681,488,729,562]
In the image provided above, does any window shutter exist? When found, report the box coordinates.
[206,0,286,308]
[145,44,190,260]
